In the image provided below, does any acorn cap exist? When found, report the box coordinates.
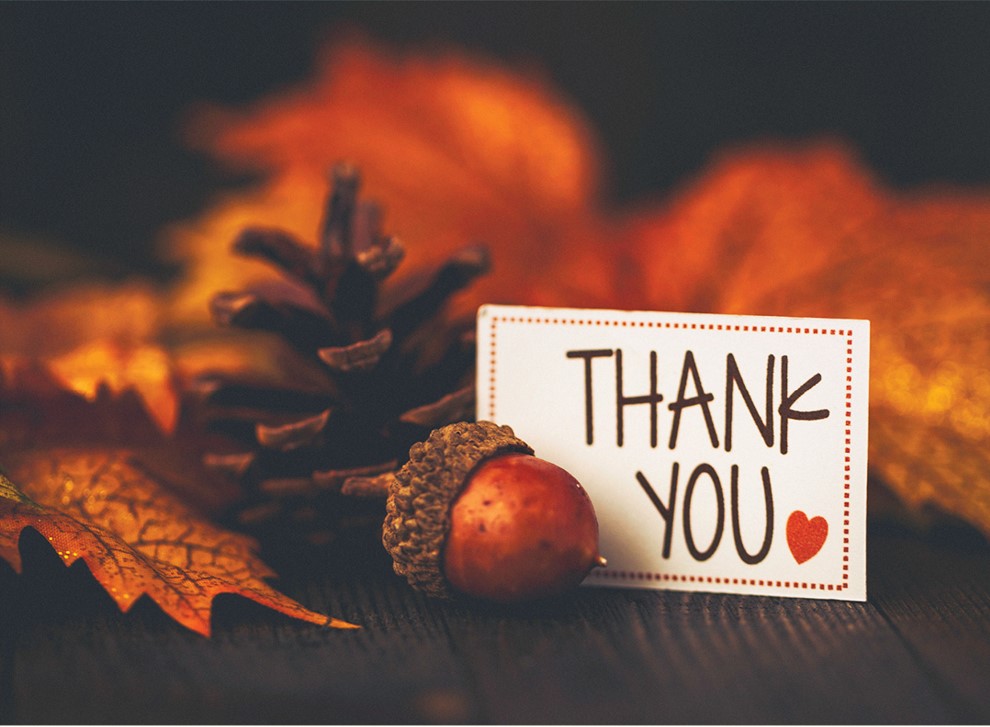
[382,420,533,598]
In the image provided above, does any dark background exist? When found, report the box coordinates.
[3,7,990,723]
[3,2,990,291]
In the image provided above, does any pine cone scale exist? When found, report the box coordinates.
[255,409,331,452]
[233,228,321,288]
[317,329,392,373]
[211,291,341,350]
[399,384,475,428]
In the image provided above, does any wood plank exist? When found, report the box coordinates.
[2,524,980,723]
[0,561,19,722]
[434,587,951,723]
[870,522,990,722]
[6,528,476,723]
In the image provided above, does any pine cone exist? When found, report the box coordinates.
[197,164,487,547]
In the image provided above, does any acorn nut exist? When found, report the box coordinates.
[382,421,606,602]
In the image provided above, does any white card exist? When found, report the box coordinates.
[476,305,870,601]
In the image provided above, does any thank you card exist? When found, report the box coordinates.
[477,305,870,601]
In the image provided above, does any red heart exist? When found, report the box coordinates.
[786,511,828,564]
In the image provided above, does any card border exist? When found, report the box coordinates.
[478,304,869,600]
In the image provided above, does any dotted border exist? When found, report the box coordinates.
[485,314,856,593]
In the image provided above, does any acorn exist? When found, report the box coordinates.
[382,421,605,602]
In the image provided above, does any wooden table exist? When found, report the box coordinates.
[2,518,988,724]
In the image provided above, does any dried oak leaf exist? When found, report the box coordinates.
[0,282,180,435]
[46,340,179,436]
[0,358,235,512]
[0,449,357,635]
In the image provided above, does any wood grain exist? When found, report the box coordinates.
[870,523,990,722]
[1,522,987,723]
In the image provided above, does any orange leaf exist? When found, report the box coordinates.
[0,450,357,635]
[46,341,179,435]
[0,282,180,435]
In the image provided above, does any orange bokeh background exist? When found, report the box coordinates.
[1,36,987,537]
[163,38,989,534]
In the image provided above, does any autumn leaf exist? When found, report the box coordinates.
[0,449,357,635]
[0,296,344,635]
[164,37,990,539]
[45,340,179,435]
[0,282,180,435]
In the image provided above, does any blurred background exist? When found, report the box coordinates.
[3,1,990,293]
